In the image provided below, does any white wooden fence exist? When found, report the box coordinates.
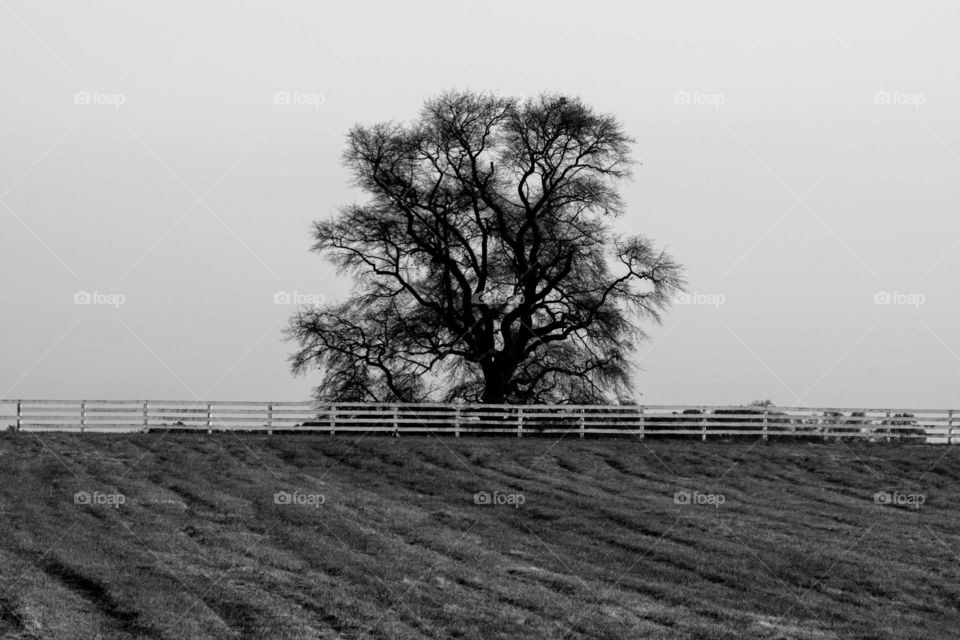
[0,400,956,443]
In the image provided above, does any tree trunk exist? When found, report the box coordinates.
[481,362,508,404]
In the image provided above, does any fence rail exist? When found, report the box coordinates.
[0,400,956,443]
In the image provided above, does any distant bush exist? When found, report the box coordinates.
[880,413,920,442]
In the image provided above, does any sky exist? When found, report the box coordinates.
[1,0,958,409]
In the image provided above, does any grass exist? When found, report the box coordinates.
[0,431,957,639]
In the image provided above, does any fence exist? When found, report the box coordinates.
[0,400,956,443]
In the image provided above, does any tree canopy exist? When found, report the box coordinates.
[287,90,683,404]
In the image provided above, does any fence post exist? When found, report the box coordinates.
[142,401,149,432]
[206,403,213,434]
[762,406,768,442]
[393,404,399,436]
[948,409,955,445]
[885,410,891,443]
[267,403,273,435]
[16,400,21,432]
[80,400,86,433]
[579,408,585,439]
[454,406,461,438]
[701,412,707,442]
[638,406,645,440]
[517,407,523,438]
[331,404,336,435]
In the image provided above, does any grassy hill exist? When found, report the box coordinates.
[0,432,957,639]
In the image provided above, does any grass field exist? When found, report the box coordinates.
[0,432,957,639]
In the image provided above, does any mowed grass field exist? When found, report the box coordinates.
[0,432,957,639]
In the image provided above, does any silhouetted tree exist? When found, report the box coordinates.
[287,90,683,404]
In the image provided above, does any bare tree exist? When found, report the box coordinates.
[287,90,683,404]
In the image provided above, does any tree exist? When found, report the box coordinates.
[287,90,684,404]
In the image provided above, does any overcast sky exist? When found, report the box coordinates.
[1,1,958,408]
